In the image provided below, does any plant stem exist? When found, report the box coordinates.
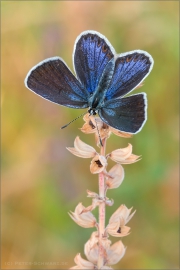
[98,138,107,269]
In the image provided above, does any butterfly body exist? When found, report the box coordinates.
[25,30,154,134]
[88,58,115,112]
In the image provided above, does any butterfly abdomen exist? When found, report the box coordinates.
[90,58,115,110]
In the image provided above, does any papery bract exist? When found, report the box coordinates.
[106,241,126,265]
[105,164,124,189]
[106,205,136,237]
[109,144,132,162]
[67,136,96,158]
[70,253,95,269]
[69,203,97,228]
[84,232,99,264]
[109,205,136,224]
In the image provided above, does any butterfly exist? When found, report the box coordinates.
[24,30,154,134]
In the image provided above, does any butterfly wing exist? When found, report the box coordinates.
[99,93,147,134]
[106,50,154,100]
[73,30,115,95]
[25,57,89,109]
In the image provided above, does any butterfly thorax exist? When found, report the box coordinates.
[88,58,115,114]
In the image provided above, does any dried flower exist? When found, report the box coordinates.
[86,190,99,198]
[84,232,126,267]
[84,232,99,264]
[67,137,107,174]
[81,114,111,143]
[105,164,124,189]
[67,136,96,158]
[108,144,141,164]
[80,114,97,134]
[81,114,132,146]
[106,240,126,265]
[69,203,97,228]
[68,101,140,268]
[70,253,95,269]
[90,155,107,174]
[106,205,136,237]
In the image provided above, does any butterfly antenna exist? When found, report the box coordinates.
[94,118,103,147]
[61,112,87,129]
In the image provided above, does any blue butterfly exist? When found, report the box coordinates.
[25,30,154,134]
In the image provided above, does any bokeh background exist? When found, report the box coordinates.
[1,1,179,269]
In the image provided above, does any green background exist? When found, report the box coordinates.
[1,1,179,269]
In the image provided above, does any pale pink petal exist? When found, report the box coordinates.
[106,241,126,265]
[80,115,97,134]
[67,136,96,158]
[86,190,99,198]
[74,136,96,156]
[105,164,124,189]
[110,205,135,224]
[69,203,97,228]
[66,147,94,158]
[125,209,136,224]
[109,205,126,223]
[119,154,141,164]
[84,236,98,264]
[109,144,132,163]
[109,205,135,224]
[73,253,94,269]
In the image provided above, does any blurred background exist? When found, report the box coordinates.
[1,1,179,269]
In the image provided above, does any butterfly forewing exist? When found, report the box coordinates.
[73,31,115,95]
[25,57,89,109]
[105,51,153,100]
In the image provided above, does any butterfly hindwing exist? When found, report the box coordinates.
[105,51,154,100]
[99,93,147,134]
[25,57,89,109]
[73,30,115,95]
